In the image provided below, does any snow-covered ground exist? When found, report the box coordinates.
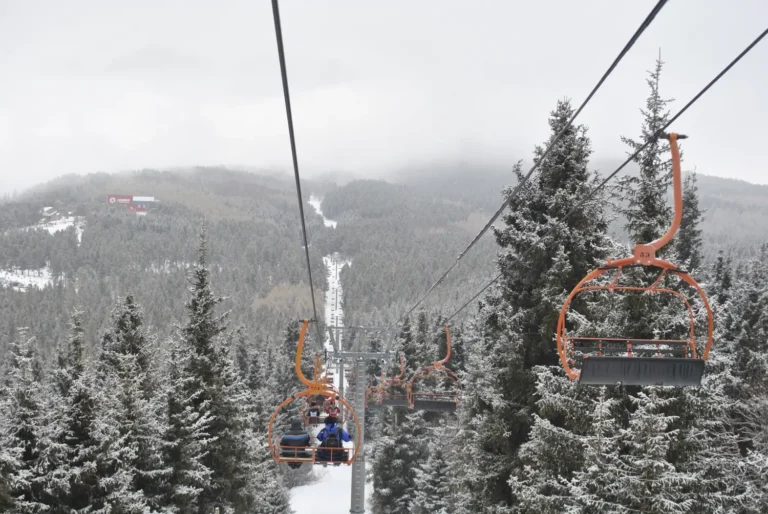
[308,195,338,229]
[291,198,371,513]
[29,216,85,244]
[0,268,53,292]
[0,214,86,292]
[290,462,374,514]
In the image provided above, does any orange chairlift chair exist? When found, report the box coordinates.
[301,354,339,426]
[367,354,409,408]
[407,325,460,412]
[268,319,362,466]
[556,133,714,386]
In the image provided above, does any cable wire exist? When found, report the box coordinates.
[397,0,669,324]
[271,0,322,342]
[446,26,768,323]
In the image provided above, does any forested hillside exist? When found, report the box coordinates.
[0,168,331,363]
[1,69,767,512]
[1,155,766,363]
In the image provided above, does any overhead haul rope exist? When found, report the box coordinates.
[445,27,768,323]
[271,0,322,343]
[396,0,669,325]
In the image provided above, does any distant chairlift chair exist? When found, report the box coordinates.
[367,354,410,408]
[407,325,460,412]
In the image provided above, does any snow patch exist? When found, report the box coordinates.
[289,463,373,514]
[308,195,338,229]
[22,216,85,245]
[145,260,192,273]
[0,267,54,292]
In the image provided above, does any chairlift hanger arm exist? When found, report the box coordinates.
[633,133,686,263]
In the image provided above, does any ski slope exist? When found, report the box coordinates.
[308,195,338,229]
[29,215,84,244]
[292,198,371,513]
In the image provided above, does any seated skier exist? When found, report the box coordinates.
[325,395,342,419]
[307,401,321,425]
[279,418,311,469]
[316,416,351,464]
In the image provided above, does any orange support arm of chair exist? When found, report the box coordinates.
[633,133,686,264]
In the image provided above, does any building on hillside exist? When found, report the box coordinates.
[107,194,133,205]
[107,194,157,216]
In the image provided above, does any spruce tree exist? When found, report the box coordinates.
[370,406,427,514]
[96,295,168,511]
[712,250,733,306]
[509,367,600,513]
[0,329,47,513]
[91,362,146,513]
[163,339,213,513]
[456,98,610,510]
[675,171,703,270]
[617,55,673,249]
[613,390,695,514]
[56,312,101,512]
[410,424,452,514]
[370,318,431,514]
[568,392,627,514]
[678,380,748,512]
[726,245,768,508]
[172,226,291,512]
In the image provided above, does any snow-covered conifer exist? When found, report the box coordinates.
[455,98,611,511]
[0,328,48,512]
[613,389,695,513]
[617,55,674,249]
[163,337,213,513]
[675,171,704,270]
[370,406,427,514]
[95,295,168,511]
[569,392,629,514]
[410,423,452,514]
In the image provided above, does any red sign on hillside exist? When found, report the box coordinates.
[107,194,133,205]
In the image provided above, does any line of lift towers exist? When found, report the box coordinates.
[268,134,715,513]
[268,321,459,514]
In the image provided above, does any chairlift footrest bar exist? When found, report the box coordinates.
[381,398,410,407]
[579,356,705,386]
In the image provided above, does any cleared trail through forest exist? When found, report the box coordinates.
[290,196,372,513]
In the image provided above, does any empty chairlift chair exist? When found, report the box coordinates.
[367,354,409,408]
[556,133,714,387]
[407,326,460,412]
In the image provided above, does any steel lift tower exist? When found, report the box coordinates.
[327,326,394,514]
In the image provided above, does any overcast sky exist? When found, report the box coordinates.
[1,0,766,194]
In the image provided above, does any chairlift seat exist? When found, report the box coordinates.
[412,399,457,412]
[579,356,705,386]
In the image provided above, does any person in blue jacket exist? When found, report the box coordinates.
[280,418,311,469]
[316,416,351,464]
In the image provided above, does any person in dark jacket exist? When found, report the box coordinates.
[280,418,311,469]
[307,401,321,425]
[316,416,351,464]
